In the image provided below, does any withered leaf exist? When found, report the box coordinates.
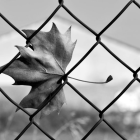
[0,23,76,115]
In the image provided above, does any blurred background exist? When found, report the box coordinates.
[1,0,140,139]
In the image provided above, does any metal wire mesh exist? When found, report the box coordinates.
[0,0,140,139]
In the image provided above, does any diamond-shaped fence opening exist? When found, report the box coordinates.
[0,0,140,139]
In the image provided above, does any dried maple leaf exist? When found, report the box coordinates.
[0,23,76,115]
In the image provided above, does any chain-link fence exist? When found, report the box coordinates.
[0,0,140,139]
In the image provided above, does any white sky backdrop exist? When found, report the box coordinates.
[1,17,140,112]
[1,16,140,86]
[1,0,140,112]
[1,0,140,48]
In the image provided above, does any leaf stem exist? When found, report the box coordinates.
[40,71,113,84]
[68,75,113,84]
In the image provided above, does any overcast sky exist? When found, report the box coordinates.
[1,0,140,112]
[1,0,140,85]
[1,0,140,49]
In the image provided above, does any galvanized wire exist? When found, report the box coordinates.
[0,0,140,139]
